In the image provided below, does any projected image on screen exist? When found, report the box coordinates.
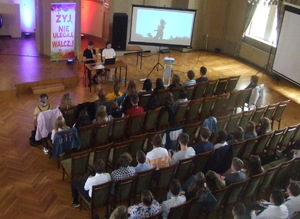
[130,5,196,47]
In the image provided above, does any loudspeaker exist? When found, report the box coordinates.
[112,13,128,50]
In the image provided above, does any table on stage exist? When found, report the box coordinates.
[85,60,128,90]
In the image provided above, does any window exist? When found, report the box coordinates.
[246,2,278,46]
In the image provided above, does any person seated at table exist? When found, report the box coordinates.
[83,41,99,86]
[102,41,116,82]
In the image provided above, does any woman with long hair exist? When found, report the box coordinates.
[93,105,112,124]
[206,170,226,192]
[51,116,70,143]
[246,155,264,178]
[168,74,181,90]
[60,93,74,110]
[256,117,272,136]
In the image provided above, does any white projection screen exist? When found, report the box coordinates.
[273,4,300,86]
[129,5,196,47]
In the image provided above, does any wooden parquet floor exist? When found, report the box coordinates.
[0,39,300,218]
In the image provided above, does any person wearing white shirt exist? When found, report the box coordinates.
[285,181,300,218]
[251,190,289,219]
[71,159,111,208]
[102,41,116,81]
[161,179,186,219]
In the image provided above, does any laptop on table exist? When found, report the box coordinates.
[104,58,116,65]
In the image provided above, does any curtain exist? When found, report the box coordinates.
[235,1,259,56]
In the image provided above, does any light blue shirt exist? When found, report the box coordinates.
[135,163,152,173]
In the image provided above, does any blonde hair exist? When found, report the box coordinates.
[60,93,73,110]
[95,105,108,123]
[54,116,69,132]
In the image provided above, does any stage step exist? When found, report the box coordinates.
[32,83,65,94]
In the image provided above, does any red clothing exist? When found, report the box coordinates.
[126,105,144,115]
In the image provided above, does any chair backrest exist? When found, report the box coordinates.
[251,106,267,125]
[111,115,129,141]
[185,84,196,100]
[204,80,218,97]
[273,158,295,189]
[90,180,113,211]
[291,123,300,143]
[216,115,230,133]
[155,88,169,105]
[279,125,298,148]
[61,105,77,127]
[170,86,183,102]
[71,150,91,179]
[272,100,290,129]
[242,171,266,201]
[129,133,149,163]
[214,77,229,95]
[174,156,195,183]
[186,197,203,219]
[185,98,203,122]
[266,129,285,155]
[110,140,132,169]
[133,168,156,196]
[289,157,300,181]
[192,150,213,174]
[94,120,113,146]
[167,199,192,219]
[154,164,177,192]
[258,164,281,199]
[211,93,229,117]
[184,122,202,144]
[240,137,259,160]
[113,175,136,208]
[126,112,146,136]
[209,186,230,213]
[232,140,246,158]
[253,132,273,156]
[144,107,162,132]
[224,90,240,114]
[78,124,94,149]
[225,179,248,206]
[263,103,279,120]
[157,107,169,130]
[225,112,242,133]
[139,91,153,111]
[91,143,112,169]
[146,129,166,153]
[225,75,240,93]
[174,101,190,125]
[192,81,208,100]
[199,96,216,121]
[239,109,254,129]
[235,88,252,110]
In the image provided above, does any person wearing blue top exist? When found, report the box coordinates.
[135,150,152,173]
[193,127,214,154]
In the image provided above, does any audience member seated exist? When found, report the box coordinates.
[174,89,188,110]
[224,157,246,186]
[205,170,226,192]
[74,108,92,129]
[214,130,228,149]
[245,155,264,178]
[128,190,161,219]
[232,203,251,219]
[182,70,196,86]
[227,126,245,146]
[33,93,52,127]
[162,92,176,123]
[244,121,258,140]
[93,105,113,124]
[168,74,181,90]
[284,181,300,218]
[170,133,195,165]
[122,80,138,113]
[125,94,144,116]
[256,117,272,136]
[193,127,214,154]
[71,159,111,208]
[140,78,153,92]
[147,93,160,111]
[51,116,70,143]
[181,172,217,210]
[196,66,208,83]
[153,78,165,92]
[250,190,288,219]
[111,152,136,181]
[110,101,124,119]
[106,82,123,100]
[161,179,186,219]
[59,93,74,110]
[135,150,152,173]
[146,134,170,169]
[109,205,128,219]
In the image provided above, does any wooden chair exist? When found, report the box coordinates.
[78,124,94,150]
[214,77,229,95]
[129,133,148,165]
[272,158,295,189]
[145,129,166,153]
[61,149,91,181]
[199,96,216,121]
[203,80,218,97]
[174,101,190,126]
[155,88,169,105]
[272,100,290,130]
[232,140,246,158]
[225,112,242,133]
[192,81,208,100]
[186,197,203,219]
[139,91,153,111]
[216,115,229,133]
[185,84,196,100]
[144,106,162,132]
[184,121,202,145]
[253,132,273,156]
[157,106,170,130]
[266,129,285,156]
[224,90,240,114]
[211,93,229,117]
[167,200,192,219]
[173,156,195,183]
[109,140,132,170]
[234,88,252,111]
[132,168,156,202]
[79,180,113,218]
[126,112,146,137]
[170,86,182,102]
[263,103,279,120]
[238,109,254,129]
[93,120,113,146]
[225,75,240,93]
[290,123,300,144]
[242,171,266,205]
[278,125,298,150]
[185,98,203,123]
[251,106,267,124]
[110,115,129,141]
[192,150,213,174]
[240,137,259,161]
[60,105,77,127]
[88,143,112,171]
